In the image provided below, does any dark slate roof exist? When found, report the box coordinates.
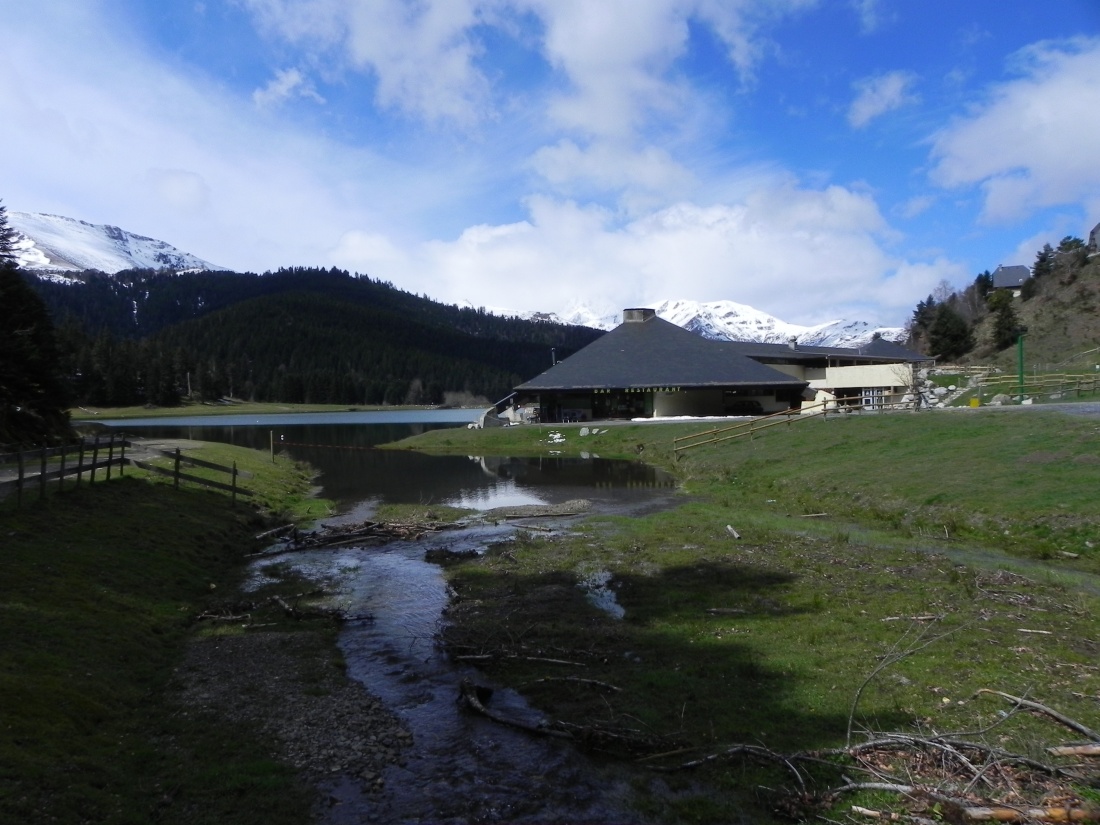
[992,264,1030,289]
[516,314,807,391]
[722,336,927,363]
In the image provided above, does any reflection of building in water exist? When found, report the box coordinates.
[471,455,676,490]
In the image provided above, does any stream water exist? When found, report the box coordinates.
[104,414,681,823]
[254,464,679,824]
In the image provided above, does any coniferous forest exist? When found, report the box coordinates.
[26,266,604,410]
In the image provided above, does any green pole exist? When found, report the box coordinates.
[1017,332,1025,403]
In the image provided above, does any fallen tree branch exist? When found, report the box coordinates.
[458,679,573,739]
[976,690,1100,742]
[520,676,621,692]
[649,742,807,792]
[1048,744,1100,758]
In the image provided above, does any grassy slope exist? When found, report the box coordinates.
[391,410,1100,822]
[0,444,328,825]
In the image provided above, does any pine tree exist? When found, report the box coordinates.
[926,303,973,361]
[0,200,18,261]
[0,264,72,445]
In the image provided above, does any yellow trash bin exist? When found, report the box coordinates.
[969,397,980,407]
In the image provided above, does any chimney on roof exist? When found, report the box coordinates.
[623,307,656,323]
[788,336,798,350]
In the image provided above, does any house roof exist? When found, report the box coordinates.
[992,264,1030,289]
[516,312,807,391]
[721,336,927,363]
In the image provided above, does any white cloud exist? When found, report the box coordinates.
[851,0,883,34]
[239,0,816,138]
[896,194,936,219]
[929,37,1100,223]
[241,0,491,125]
[252,67,326,108]
[848,70,918,128]
[328,182,941,326]
[530,139,694,204]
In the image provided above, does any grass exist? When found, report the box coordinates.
[393,409,1100,822]
[0,443,327,825]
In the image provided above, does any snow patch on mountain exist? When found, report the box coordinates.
[521,299,905,348]
[8,212,222,273]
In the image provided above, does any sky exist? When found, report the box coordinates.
[2,1,1099,327]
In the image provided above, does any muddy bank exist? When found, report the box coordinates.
[173,631,412,792]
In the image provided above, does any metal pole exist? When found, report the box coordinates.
[1017,333,1025,403]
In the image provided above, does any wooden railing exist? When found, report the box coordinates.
[0,434,129,505]
[672,397,915,453]
[0,437,254,507]
[976,372,1100,400]
[129,447,254,504]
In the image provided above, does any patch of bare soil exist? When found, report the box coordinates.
[173,631,411,791]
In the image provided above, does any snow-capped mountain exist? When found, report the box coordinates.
[10,209,903,348]
[526,300,905,348]
[8,212,222,274]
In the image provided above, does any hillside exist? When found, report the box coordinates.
[27,267,602,408]
[970,251,1100,370]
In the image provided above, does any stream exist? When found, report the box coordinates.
[246,452,682,824]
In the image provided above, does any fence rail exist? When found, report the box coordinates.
[1,438,253,507]
[976,372,1100,400]
[672,396,916,453]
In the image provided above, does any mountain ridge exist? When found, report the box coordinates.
[9,211,222,274]
[13,209,902,346]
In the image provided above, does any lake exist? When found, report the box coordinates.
[97,410,677,509]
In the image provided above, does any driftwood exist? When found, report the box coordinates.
[194,592,370,625]
[976,690,1100,742]
[254,523,296,541]
[1048,744,1100,757]
[520,676,622,693]
[453,652,585,667]
[458,679,573,739]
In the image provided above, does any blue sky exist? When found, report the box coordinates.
[3,1,1099,327]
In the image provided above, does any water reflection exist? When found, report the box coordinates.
[101,419,677,509]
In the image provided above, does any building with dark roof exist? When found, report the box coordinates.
[991,264,1030,291]
[511,308,929,422]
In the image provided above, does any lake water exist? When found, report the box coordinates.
[98,410,677,509]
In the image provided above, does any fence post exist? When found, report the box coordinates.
[90,437,100,484]
[76,440,85,487]
[58,444,67,493]
[231,461,238,507]
[174,448,181,489]
[39,445,47,501]
[119,437,126,476]
[106,434,115,481]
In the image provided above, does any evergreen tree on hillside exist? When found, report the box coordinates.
[0,264,72,445]
[926,303,973,361]
[0,201,17,261]
[987,290,1022,351]
[1032,244,1055,279]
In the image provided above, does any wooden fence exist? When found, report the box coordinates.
[672,396,916,453]
[976,372,1100,400]
[0,436,254,507]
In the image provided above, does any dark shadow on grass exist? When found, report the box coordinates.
[445,557,909,759]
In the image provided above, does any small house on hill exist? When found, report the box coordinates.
[991,264,1030,293]
[511,307,928,422]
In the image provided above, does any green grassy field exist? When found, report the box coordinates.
[0,444,331,825]
[392,409,1100,822]
[5,408,1099,824]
